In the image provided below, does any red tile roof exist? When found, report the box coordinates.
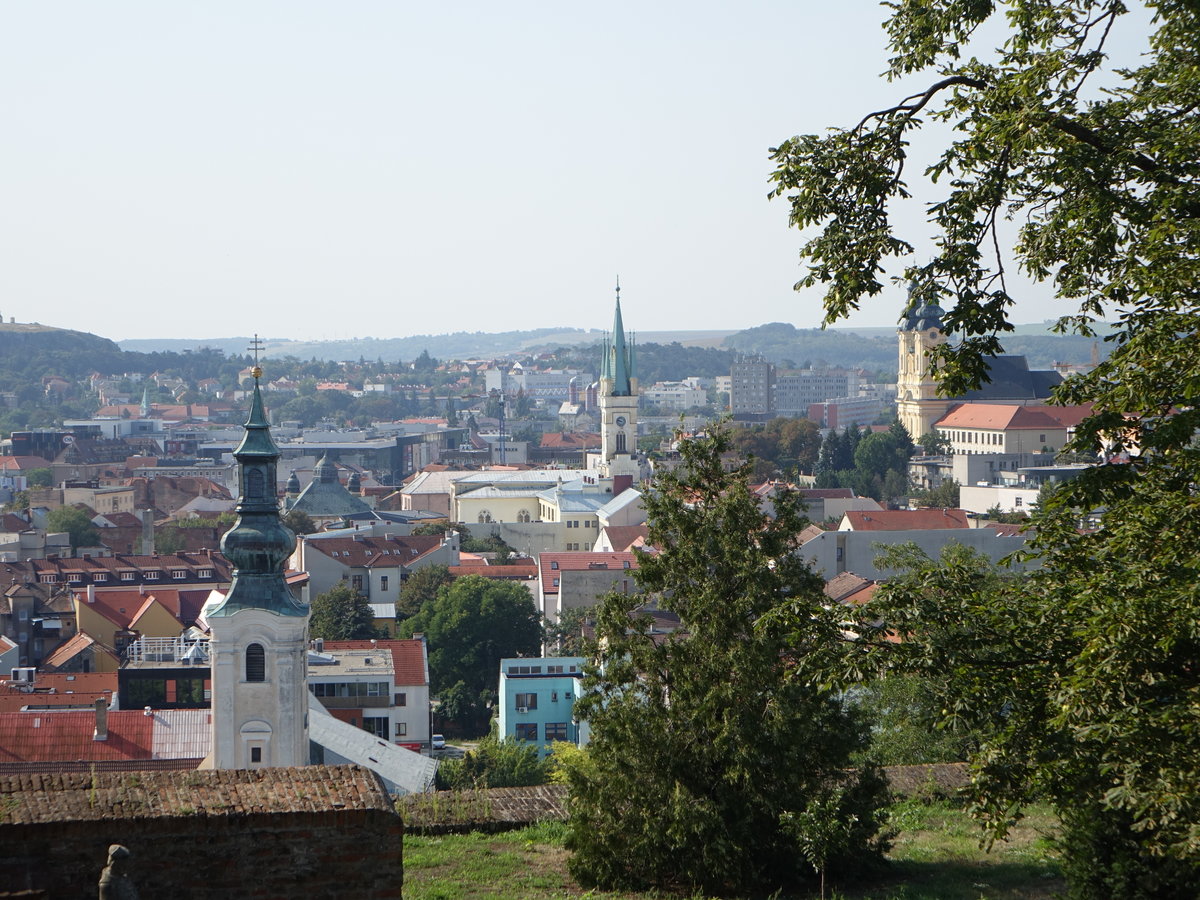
[843,509,971,531]
[540,432,601,449]
[42,633,120,670]
[538,552,640,594]
[600,525,650,552]
[0,673,117,713]
[321,639,429,686]
[306,535,444,568]
[0,710,155,762]
[0,455,52,472]
[936,403,1092,430]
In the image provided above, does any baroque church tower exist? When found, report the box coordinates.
[206,359,309,769]
[597,282,640,480]
[896,293,953,440]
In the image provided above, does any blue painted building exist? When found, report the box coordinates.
[497,656,586,758]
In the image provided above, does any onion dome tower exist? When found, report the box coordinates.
[206,349,309,770]
[897,282,951,440]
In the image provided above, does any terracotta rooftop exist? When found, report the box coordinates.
[305,534,443,568]
[539,552,640,593]
[600,525,650,552]
[842,509,971,531]
[936,403,1092,431]
[320,639,429,686]
[0,764,392,825]
[823,572,879,605]
[540,432,601,449]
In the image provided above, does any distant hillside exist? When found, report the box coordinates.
[118,328,738,361]
[0,322,124,380]
[724,322,1110,375]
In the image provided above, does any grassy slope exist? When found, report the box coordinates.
[402,801,1063,900]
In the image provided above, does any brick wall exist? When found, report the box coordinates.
[0,766,403,899]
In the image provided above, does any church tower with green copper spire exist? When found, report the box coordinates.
[205,345,309,770]
[598,280,641,480]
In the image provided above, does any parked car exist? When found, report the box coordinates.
[431,734,446,750]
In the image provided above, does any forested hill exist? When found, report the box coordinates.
[724,322,1109,375]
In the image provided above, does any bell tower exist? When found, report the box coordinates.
[206,341,309,769]
[896,294,953,440]
[598,280,640,479]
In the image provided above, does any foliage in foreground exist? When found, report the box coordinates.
[563,428,889,895]
[769,1,1200,895]
[435,729,549,791]
[401,801,1063,900]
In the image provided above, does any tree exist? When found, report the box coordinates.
[309,582,379,641]
[25,467,52,488]
[564,428,888,894]
[435,727,548,790]
[281,508,317,536]
[400,575,541,734]
[916,431,951,456]
[542,605,594,656]
[395,564,452,620]
[911,479,960,509]
[45,506,100,550]
[769,4,1200,893]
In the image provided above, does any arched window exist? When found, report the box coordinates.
[245,643,266,682]
[477,510,493,524]
[616,433,627,453]
[517,509,531,523]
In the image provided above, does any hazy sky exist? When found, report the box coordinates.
[0,2,1141,343]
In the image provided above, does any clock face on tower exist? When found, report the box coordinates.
[615,416,626,427]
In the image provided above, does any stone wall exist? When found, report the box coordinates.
[0,765,403,899]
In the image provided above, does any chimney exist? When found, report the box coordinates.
[613,474,633,496]
[139,508,154,554]
[87,583,95,604]
[93,697,108,741]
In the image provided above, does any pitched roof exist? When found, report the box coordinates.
[842,508,971,531]
[0,672,118,713]
[42,633,120,669]
[319,639,429,686]
[959,355,1063,400]
[0,455,52,472]
[823,572,879,605]
[540,432,601,449]
[305,534,444,568]
[538,552,640,594]
[447,564,538,580]
[936,403,1092,430]
[0,764,391,823]
[599,525,650,552]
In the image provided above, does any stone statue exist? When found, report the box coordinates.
[98,844,138,900]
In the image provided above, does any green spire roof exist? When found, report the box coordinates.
[209,368,304,619]
[605,281,634,397]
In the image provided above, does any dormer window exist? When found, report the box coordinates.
[94,573,108,583]
[172,570,187,580]
[144,571,160,581]
[121,571,136,581]
[67,573,83,583]
[39,574,57,584]
[198,569,212,579]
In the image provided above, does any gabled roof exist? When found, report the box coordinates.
[540,432,601,449]
[959,355,1062,401]
[823,572,879,605]
[0,455,52,472]
[42,633,119,669]
[842,508,971,531]
[305,534,444,569]
[538,552,640,594]
[599,525,650,552]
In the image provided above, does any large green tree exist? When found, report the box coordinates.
[770,3,1200,894]
[309,582,379,641]
[45,506,100,550]
[564,428,888,895]
[400,575,541,733]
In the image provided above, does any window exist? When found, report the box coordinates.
[121,572,135,582]
[247,469,265,499]
[1015,497,1024,507]
[67,573,82,583]
[547,665,564,674]
[515,693,538,710]
[250,746,262,763]
[352,575,364,592]
[94,573,108,583]
[39,574,57,584]
[551,561,558,570]
[545,723,568,741]
[394,693,407,707]
[380,576,389,592]
[245,643,266,682]
[144,571,160,581]
[515,723,538,741]
[478,510,493,524]
[172,570,187,580]
[518,509,531,523]
[395,722,407,737]
[198,569,212,579]
[362,717,389,738]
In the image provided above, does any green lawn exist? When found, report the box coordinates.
[402,800,1063,900]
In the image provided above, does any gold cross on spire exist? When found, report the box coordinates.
[248,334,264,380]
